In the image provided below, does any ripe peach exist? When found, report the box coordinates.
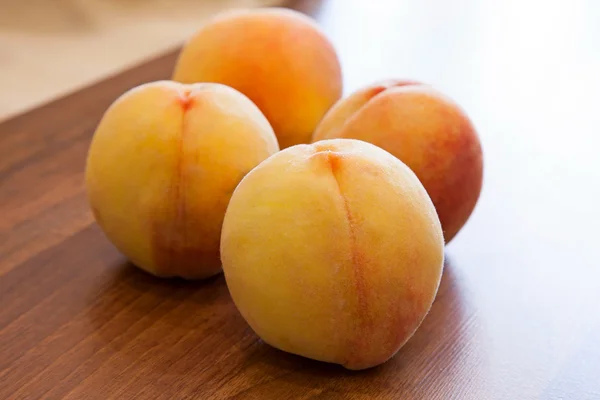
[172,7,343,149]
[220,139,444,370]
[85,81,279,279]
[313,80,483,243]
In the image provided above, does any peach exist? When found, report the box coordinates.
[220,138,444,370]
[85,80,279,279]
[172,7,343,149]
[313,80,484,243]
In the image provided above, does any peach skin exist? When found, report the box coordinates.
[313,80,483,243]
[172,7,343,149]
[220,138,445,370]
[85,81,279,279]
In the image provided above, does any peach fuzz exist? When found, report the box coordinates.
[220,138,444,370]
[313,80,484,243]
[85,80,279,279]
[172,7,343,149]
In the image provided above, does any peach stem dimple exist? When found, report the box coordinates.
[179,89,194,111]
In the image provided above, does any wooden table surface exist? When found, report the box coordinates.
[1,1,600,399]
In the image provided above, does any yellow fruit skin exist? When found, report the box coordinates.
[172,7,343,149]
[220,138,444,370]
[85,80,279,279]
[313,80,483,243]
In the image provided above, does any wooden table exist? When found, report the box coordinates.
[2,1,599,398]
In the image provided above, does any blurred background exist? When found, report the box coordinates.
[2,0,599,124]
[0,0,286,121]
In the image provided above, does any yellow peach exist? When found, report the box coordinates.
[220,138,444,370]
[172,7,343,149]
[85,80,279,279]
[313,80,484,243]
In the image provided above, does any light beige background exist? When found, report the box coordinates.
[0,0,284,121]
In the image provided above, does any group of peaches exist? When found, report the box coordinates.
[85,8,483,370]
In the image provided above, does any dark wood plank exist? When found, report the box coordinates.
[1,0,600,399]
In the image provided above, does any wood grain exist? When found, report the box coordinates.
[1,0,600,399]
